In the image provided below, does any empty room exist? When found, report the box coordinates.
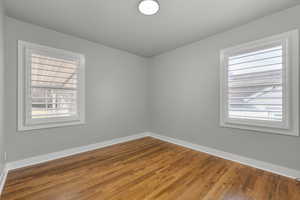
[0,0,300,199]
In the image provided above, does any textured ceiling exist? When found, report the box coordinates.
[4,0,300,57]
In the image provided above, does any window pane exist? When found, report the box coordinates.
[227,45,283,121]
[31,88,77,119]
[30,54,78,119]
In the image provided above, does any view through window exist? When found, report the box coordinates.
[31,54,78,119]
[227,45,283,122]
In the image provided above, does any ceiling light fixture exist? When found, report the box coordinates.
[138,0,160,16]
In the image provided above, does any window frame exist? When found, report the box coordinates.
[18,40,86,131]
[220,30,299,136]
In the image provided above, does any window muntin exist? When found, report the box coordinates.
[18,41,85,130]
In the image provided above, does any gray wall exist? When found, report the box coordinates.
[0,0,5,172]
[3,3,300,172]
[150,5,300,171]
[4,17,149,162]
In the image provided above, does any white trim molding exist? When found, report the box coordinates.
[0,166,8,196]
[18,40,86,131]
[220,30,299,136]
[0,133,149,194]
[6,133,149,171]
[2,132,299,195]
[149,132,300,179]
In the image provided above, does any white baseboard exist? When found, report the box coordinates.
[0,166,8,196]
[6,132,150,171]
[2,131,299,195]
[149,132,300,179]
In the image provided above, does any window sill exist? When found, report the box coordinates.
[220,121,299,137]
[18,120,86,131]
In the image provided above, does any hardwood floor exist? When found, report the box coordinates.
[1,137,300,200]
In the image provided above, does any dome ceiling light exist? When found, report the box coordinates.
[138,0,160,16]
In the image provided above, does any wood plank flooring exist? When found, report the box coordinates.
[1,137,300,200]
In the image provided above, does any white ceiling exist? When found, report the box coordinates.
[4,0,300,57]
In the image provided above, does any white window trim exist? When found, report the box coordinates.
[220,30,299,136]
[18,40,86,131]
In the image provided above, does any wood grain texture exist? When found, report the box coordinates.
[1,137,300,200]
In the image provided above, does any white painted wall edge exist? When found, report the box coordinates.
[1,131,299,195]
[148,132,300,179]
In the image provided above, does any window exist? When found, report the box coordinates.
[18,41,85,131]
[220,30,299,136]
